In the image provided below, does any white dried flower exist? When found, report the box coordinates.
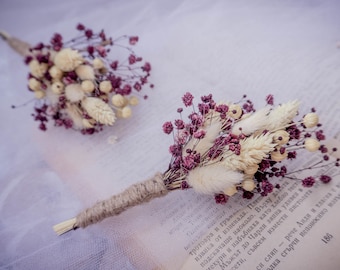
[232,107,271,135]
[121,106,132,118]
[129,96,139,106]
[224,185,238,196]
[187,163,243,195]
[107,135,118,145]
[34,90,45,99]
[45,87,59,105]
[242,179,256,191]
[92,58,105,69]
[29,60,48,78]
[75,65,95,80]
[82,97,116,125]
[304,138,320,152]
[66,103,84,129]
[81,80,95,93]
[99,80,112,93]
[111,94,127,107]
[265,100,300,131]
[28,78,41,91]
[65,84,85,102]
[271,147,288,161]
[228,104,242,119]
[272,130,290,145]
[51,81,64,94]
[49,66,63,80]
[223,134,276,171]
[303,113,319,128]
[54,48,83,72]
[244,164,259,175]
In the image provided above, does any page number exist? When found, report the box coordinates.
[321,233,333,244]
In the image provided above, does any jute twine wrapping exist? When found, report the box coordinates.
[75,172,168,228]
[0,31,31,57]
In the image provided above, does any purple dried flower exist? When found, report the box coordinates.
[266,94,274,105]
[182,92,194,107]
[162,121,174,134]
[174,119,185,129]
[193,129,206,139]
[85,29,93,38]
[320,175,332,184]
[215,194,228,204]
[201,94,212,103]
[302,177,315,187]
[129,36,139,45]
[142,62,151,72]
[76,23,85,30]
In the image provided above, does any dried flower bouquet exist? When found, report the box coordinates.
[1,24,153,134]
[54,93,339,235]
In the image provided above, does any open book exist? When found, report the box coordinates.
[1,1,340,269]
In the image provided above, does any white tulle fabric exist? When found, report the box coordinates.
[1,0,339,269]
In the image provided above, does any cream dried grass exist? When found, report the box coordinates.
[223,134,276,171]
[82,97,116,125]
[187,163,243,194]
[264,100,300,131]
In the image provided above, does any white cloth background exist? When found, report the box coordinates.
[1,0,340,269]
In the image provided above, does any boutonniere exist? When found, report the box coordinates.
[1,24,153,134]
[54,93,338,235]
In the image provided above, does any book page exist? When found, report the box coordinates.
[182,172,340,270]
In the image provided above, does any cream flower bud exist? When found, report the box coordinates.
[304,138,320,152]
[242,180,256,191]
[54,48,83,72]
[272,130,290,145]
[303,113,319,128]
[49,66,63,79]
[28,78,41,91]
[34,90,45,99]
[271,147,288,161]
[129,96,139,106]
[75,65,95,80]
[29,60,48,78]
[93,58,105,69]
[81,80,95,93]
[224,185,238,196]
[65,83,85,102]
[121,106,132,118]
[228,104,242,119]
[99,80,112,93]
[111,94,127,107]
[51,81,64,94]
[244,165,259,175]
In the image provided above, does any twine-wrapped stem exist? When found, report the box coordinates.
[0,31,31,57]
[53,172,169,235]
